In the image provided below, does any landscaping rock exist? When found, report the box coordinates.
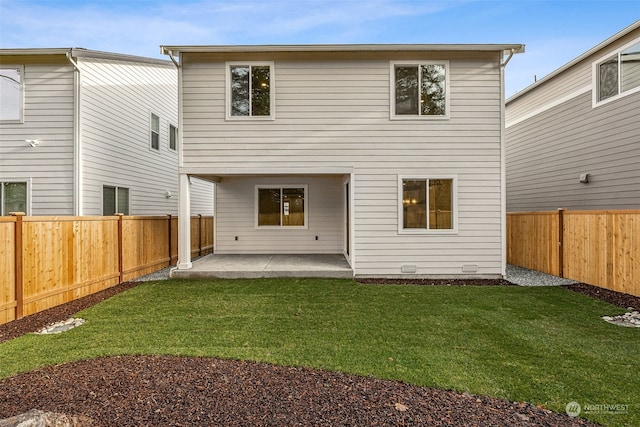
[0,409,96,427]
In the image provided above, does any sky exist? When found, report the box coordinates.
[0,0,638,97]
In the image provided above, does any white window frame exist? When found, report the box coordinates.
[390,61,450,120]
[150,113,160,151]
[169,123,178,151]
[102,185,130,215]
[0,65,25,123]
[226,61,275,121]
[592,36,640,107]
[0,179,31,215]
[254,184,308,229]
[397,175,458,235]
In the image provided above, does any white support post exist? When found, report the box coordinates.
[177,173,192,269]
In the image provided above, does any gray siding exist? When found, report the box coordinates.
[79,57,182,215]
[506,90,640,211]
[180,54,504,276]
[506,28,640,212]
[0,63,76,215]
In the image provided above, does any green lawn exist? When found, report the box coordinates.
[1,279,638,426]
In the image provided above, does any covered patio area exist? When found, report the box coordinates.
[170,254,353,279]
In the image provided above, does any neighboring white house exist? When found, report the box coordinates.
[161,43,523,278]
[506,20,640,212]
[0,48,213,216]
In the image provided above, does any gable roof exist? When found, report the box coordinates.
[0,47,171,66]
[507,19,640,104]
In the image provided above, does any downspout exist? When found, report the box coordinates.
[164,48,192,270]
[67,50,82,215]
[499,48,516,278]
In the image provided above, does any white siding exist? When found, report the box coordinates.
[0,63,75,215]
[79,57,181,215]
[181,54,504,276]
[215,176,343,254]
[190,177,214,215]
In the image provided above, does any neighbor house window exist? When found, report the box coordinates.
[256,185,307,227]
[103,186,129,215]
[0,66,23,122]
[169,124,178,151]
[595,39,640,104]
[150,113,160,150]
[392,61,449,118]
[1,181,27,215]
[227,62,274,119]
[399,177,456,233]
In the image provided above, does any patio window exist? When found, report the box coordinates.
[399,177,457,233]
[391,61,449,118]
[256,185,307,228]
[227,62,274,119]
[594,38,640,104]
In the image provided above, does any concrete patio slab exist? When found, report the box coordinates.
[170,254,353,279]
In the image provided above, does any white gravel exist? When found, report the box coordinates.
[134,264,575,287]
[505,264,577,286]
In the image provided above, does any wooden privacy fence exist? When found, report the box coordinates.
[507,209,640,297]
[0,214,213,325]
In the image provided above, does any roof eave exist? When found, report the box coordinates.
[507,19,640,104]
[161,43,524,56]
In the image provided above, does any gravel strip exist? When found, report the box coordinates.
[506,264,577,286]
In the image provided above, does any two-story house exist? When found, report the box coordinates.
[0,48,213,216]
[161,43,523,278]
[506,20,640,212]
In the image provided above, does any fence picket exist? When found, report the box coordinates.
[0,215,213,325]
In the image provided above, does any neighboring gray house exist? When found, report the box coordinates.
[0,48,213,216]
[161,43,523,278]
[506,20,640,212]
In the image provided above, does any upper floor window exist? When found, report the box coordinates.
[150,113,160,150]
[0,66,24,122]
[391,61,449,119]
[227,62,274,120]
[1,181,28,215]
[594,39,640,105]
[103,186,129,215]
[399,177,457,234]
[169,124,178,151]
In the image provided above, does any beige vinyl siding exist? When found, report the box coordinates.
[190,177,214,216]
[181,55,503,276]
[78,57,181,215]
[0,63,75,215]
[215,176,343,254]
[506,90,640,211]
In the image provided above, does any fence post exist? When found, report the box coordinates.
[116,214,124,284]
[167,214,173,266]
[198,214,203,256]
[10,212,25,320]
[557,208,565,278]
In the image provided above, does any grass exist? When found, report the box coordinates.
[1,278,638,426]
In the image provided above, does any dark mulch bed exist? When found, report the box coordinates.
[357,278,515,286]
[563,282,640,311]
[4,278,637,426]
[0,280,141,345]
[0,355,599,427]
